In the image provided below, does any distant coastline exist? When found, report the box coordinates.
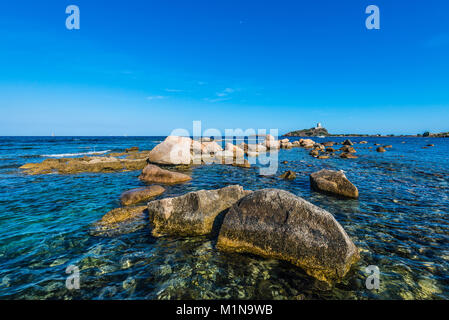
[284,126,449,138]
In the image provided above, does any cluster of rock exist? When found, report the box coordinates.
[147,135,301,167]
[94,184,360,284]
[288,138,395,160]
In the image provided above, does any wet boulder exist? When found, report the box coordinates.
[147,185,251,237]
[216,189,360,284]
[310,169,359,198]
[342,139,354,146]
[376,147,386,152]
[120,185,165,206]
[139,164,192,184]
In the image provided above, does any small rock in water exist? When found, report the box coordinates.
[139,164,191,184]
[310,169,359,198]
[279,171,296,180]
[376,147,386,152]
[120,185,165,206]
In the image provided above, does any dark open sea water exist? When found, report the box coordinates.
[0,136,448,299]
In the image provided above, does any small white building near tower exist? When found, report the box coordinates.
[315,123,322,129]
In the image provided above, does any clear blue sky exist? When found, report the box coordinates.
[0,0,448,136]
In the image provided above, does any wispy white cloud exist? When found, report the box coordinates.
[204,97,232,103]
[165,88,184,93]
[146,95,166,100]
[205,88,237,102]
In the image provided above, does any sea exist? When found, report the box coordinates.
[0,136,448,299]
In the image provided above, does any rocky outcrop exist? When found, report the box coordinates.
[264,135,280,150]
[225,143,245,158]
[147,185,251,237]
[202,141,223,154]
[299,139,316,148]
[310,169,359,198]
[285,127,329,137]
[139,164,192,184]
[216,189,359,284]
[20,157,147,175]
[120,185,165,206]
[148,136,192,165]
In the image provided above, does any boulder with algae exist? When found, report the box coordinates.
[20,156,148,175]
[147,185,251,237]
[91,206,148,236]
[216,189,359,284]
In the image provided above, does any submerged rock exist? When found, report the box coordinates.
[376,147,386,152]
[120,185,165,206]
[147,185,251,237]
[310,169,359,198]
[139,164,192,184]
[216,189,360,284]
[92,206,147,236]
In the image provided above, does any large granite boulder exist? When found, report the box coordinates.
[216,189,360,284]
[310,169,359,198]
[225,143,245,158]
[202,141,223,154]
[139,164,191,184]
[120,185,165,206]
[148,136,192,165]
[299,139,315,148]
[147,185,251,237]
[265,134,280,150]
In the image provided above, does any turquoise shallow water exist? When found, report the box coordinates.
[0,136,448,299]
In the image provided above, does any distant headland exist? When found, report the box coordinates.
[284,123,449,138]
